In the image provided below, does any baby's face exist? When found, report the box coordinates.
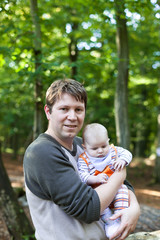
[84,134,110,158]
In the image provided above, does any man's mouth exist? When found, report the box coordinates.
[64,125,77,129]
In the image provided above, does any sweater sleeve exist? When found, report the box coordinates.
[77,156,91,183]
[116,146,132,165]
[24,138,100,224]
[111,146,134,192]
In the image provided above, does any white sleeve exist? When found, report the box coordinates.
[77,157,91,183]
[116,146,132,165]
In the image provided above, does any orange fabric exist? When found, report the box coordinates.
[94,144,117,176]
[110,144,117,159]
[79,146,129,209]
[79,152,89,166]
[94,166,114,177]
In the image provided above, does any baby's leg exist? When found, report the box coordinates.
[101,207,112,223]
[104,185,129,239]
[101,208,120,239]
[112,184,129,213]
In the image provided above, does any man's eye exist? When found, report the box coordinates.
[76,108,83,112]
[60,108,67,111]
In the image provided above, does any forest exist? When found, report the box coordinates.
[0,0,160,238]
[1,0,160,174]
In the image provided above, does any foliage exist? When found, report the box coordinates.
[0,0,159,157]
[22,234,36,240]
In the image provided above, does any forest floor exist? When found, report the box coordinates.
[0,153,160,239]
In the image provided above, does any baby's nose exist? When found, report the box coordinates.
[98,148,103,153]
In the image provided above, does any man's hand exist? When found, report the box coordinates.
[109,191,140,240]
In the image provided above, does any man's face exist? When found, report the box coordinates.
[45,93,85,147]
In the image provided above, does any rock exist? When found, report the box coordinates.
[134,204,160,233]
[126,204,160,240]
[126,230,160,240]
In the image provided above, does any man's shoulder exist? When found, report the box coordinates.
[27,133,60,149]
[24,133,63,161]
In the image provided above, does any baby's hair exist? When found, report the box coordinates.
[82,123,108,144]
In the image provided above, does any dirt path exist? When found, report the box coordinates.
[127,157,160,210]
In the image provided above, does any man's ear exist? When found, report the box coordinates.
[44,105,50,120]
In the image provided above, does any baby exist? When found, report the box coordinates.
[78,123,132,239]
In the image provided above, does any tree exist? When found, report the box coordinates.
[155,78,160,182]
[68,9,79,79]
[154,0,160,182]
[114,0,130,149]
[127,0,159,156]
[0,0,160,158]
[0,142,34,239]
[30,0,44,139]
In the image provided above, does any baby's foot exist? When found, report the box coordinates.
[105,219,121,239]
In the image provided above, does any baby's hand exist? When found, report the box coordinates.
[112,159,127,171]
[96,173,108,184]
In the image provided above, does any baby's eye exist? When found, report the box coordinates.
[92,148,97,150]
[102,145,107,148]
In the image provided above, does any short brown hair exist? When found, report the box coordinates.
[46,79,87,113]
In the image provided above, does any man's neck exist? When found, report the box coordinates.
[45,130,73,151]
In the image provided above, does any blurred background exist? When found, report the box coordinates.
[0,0,160,238]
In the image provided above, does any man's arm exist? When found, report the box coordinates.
[95,168,126,213]
[24,140,101,224]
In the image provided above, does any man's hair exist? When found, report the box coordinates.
[82,123,108,144]
[46,79,87,113]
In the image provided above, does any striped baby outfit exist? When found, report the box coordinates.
[78,144,132,212]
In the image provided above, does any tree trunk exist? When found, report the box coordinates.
[154,1,160,182]
[69,33,78,79]
[0,142,34,239]
[30,0,44,140]
[155,78,160,182]
[68,10,79,79]
[114,0,130,149]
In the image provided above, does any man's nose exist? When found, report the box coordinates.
[67,110,77,120]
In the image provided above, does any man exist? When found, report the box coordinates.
[23,79,140,240]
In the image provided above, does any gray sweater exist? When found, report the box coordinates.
[24,133,107,240]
